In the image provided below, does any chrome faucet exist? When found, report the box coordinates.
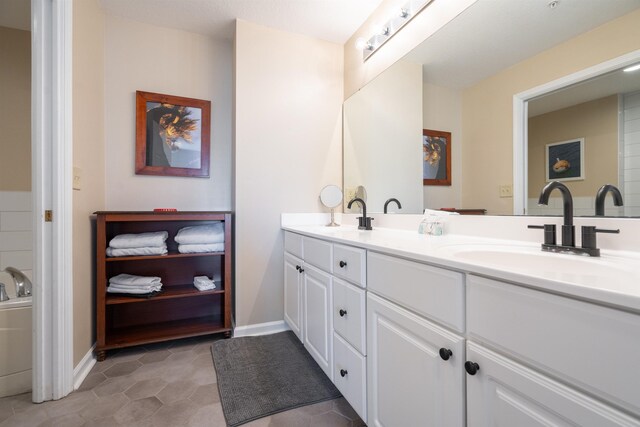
[383,198,402,214]
[3,267,32,298]
[347,198,373,230]
[595,184,623,216]
[538,181,575,247]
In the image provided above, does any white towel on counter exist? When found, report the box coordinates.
[107,284,162,294]
[109,231,168,249]
[109,273,162,287]
[174,223,224,245]
[193,276,216,291]
[178,243,224,254]
[106,245,168,257]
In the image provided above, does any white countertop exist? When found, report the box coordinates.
[282,223,640,313]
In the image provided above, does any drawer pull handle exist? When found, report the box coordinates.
[439,348,453,361]
[340,369,348,377]
[339,260,347,268]
[339,309,348,317]
[465,361,480,376]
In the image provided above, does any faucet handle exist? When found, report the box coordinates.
[527,224,557,245]
[581,226,620,251]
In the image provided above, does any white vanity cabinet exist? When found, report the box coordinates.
[466,274,640,426]
[283,252,304,341]
[303,264,333,379]
[366,253,465,427]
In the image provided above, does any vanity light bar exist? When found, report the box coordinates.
[362,0,435,61]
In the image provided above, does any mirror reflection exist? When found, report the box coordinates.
[343,0,640,216]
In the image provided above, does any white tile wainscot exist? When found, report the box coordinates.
[281,213,640,426]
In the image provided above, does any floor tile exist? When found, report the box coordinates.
[156,380,198,405]
[113,396,162,424]
[188,384,219,406]
[103,360,142,378]
[124,378,167,400]
[80,392,129,421]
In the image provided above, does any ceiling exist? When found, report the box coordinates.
[405,0,640,89]
[98,0,384,44]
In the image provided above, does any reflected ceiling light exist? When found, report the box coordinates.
[623,63,640,73]
[361,0,435,62]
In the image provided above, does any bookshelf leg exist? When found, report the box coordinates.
[224,331,232,339]
[96,350,106,362]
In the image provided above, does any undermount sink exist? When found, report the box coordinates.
[436,243,638,286]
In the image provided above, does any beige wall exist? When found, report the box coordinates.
[528,96,618,198]
[73,0,106,365]
[0,26,30,191]
[423,82,462,210]
[103,16,233,211]
[344,0,477,99]
[462,9,640,215]
[235,20,343,327]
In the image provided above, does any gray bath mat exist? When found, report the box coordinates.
[211,331,341,426]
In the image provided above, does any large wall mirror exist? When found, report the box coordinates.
[343,0,640,215]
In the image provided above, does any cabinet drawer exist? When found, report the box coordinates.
[333,243,366,287]
[467,275,640,415]
[333,278,366,354]
[284,232,303,258]
[367,251,464,332]
[303,236,332,272]
[333,332,367,423]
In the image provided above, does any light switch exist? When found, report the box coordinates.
[73,167,82,190]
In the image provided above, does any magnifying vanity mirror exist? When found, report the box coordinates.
[320,185,343,227]
[343,0,640,216]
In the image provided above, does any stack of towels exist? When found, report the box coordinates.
[193,276,216,291]
[175,223,224,254]
[107,273,162,295]
[106,231,168,257]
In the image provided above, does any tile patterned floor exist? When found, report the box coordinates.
[0,335,365,426]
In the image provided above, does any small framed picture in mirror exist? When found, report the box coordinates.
[423,129,451,186]
[545,138,585,182]
[135,91,211,178]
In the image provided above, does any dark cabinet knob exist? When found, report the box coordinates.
[339,309,347,317]
[465,361,480,375]
[340,369,348,377]
[439,348,453,361]
[298,267,304,273]
[339,260,347,268]
[295,265,301,271]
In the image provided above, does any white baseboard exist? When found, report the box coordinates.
[73,344,96,390]
[233,320,290,337]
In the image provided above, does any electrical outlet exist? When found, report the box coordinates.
[499,184,512,198]
[73,167,82,190]
[345,188,356,203]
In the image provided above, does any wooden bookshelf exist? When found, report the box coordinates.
[94,211,233,360]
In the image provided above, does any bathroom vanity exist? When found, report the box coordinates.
[282,219,640,426]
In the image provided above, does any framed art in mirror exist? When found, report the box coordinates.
[545,138,585,182]
[135,91,211,177]
[423,129,451,186]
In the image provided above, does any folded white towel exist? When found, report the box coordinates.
[107,284,162,294]
[174,223,224,245]
[106,245,168,257]
[193,276,216,291]
[109,231,168,249]
[178,243,224,254]
[109,273,162,287]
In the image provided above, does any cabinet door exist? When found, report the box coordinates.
[284,252,303,342]
[304,264,333,380]
[367,293,464,427]
[466,341,640,427]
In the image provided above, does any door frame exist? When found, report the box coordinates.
[31,0,74,402]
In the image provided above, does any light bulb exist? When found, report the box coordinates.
[623,63,640,73]
[355,37,366,50]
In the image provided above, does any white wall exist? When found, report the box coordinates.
[344,59,423,214]
[104,15,232,211]
[623,91,640,216]
[235,20,343,327]
[423,82,462,210]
